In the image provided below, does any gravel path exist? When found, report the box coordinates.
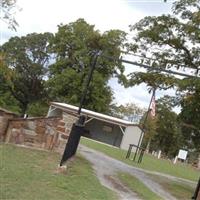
[79,145,179,200]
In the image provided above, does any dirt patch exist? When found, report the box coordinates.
[104,175,130,193]
[79,145,178,200]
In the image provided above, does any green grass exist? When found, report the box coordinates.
[81,137,199,182]
[0,144,117,200]
[117,172,163,200]
[148,174,195,200]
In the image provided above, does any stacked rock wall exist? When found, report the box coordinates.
[0,110,17,141]
[4,113,77,151]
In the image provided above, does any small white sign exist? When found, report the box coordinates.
[178,149,188,160]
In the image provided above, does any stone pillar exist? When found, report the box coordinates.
[56,113,77,151]
[0,116,9,141]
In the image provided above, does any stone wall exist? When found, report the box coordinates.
[56,112,77,150]
[4,113,77,151]
[0,109,18,142]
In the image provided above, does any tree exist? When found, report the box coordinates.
[110,102,146,121]
[48,19,127,113]
[178,79,200,152]
[140,112,157,151]
[127,0,200,152]
[0,56,19,112]
[1,0,20,30]
[1,32,53,115]
[128,0,200,88]
[149,96,183,158]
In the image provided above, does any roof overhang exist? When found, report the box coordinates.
[49,102,139,128]
[0,107,18,116]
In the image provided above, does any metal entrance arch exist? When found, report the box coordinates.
[60,51,200,166]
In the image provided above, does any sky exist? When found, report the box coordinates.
[1,0,178,110]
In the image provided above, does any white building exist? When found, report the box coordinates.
[47,102,143,151]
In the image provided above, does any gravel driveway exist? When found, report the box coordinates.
[79,145,186,200]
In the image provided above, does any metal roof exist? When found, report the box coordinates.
[50,102,139,127]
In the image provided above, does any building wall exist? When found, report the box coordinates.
[85,119,123,147]
[47,106,142,151]
[120,126,142,151]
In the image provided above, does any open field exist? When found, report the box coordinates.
[0,144,116,200]
[80,137,199,182]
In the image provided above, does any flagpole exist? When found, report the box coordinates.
[133,87,156,162]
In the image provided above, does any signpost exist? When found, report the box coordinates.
[173,149,188,164]
[177,149,188,160]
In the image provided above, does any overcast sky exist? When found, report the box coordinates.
[1,0,177,110]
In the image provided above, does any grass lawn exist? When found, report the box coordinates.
[0,144,117,200]
[148,174,195,200]
[81,137,199,182]
[117,172,163,200]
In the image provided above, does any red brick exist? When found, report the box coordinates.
[58,121,65,126]
[12,128,20,137]
[24,134,35,143]
[36,126,45,134]
[57,126,65,133]
[61,134,69,140]
[12,121,23,129]
[45,135,53,149]
[15,134,24,144]
[36,134,45,143]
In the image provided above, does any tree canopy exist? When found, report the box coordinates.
[149,96,183,157]
[0,6,199,161]
[1,32,53,115]
[128,0,200,153]
[128,0,199,86]
[1,0,20,30]
[0,19,127,115]
[47,19,127,113]
[110,102,146,121]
